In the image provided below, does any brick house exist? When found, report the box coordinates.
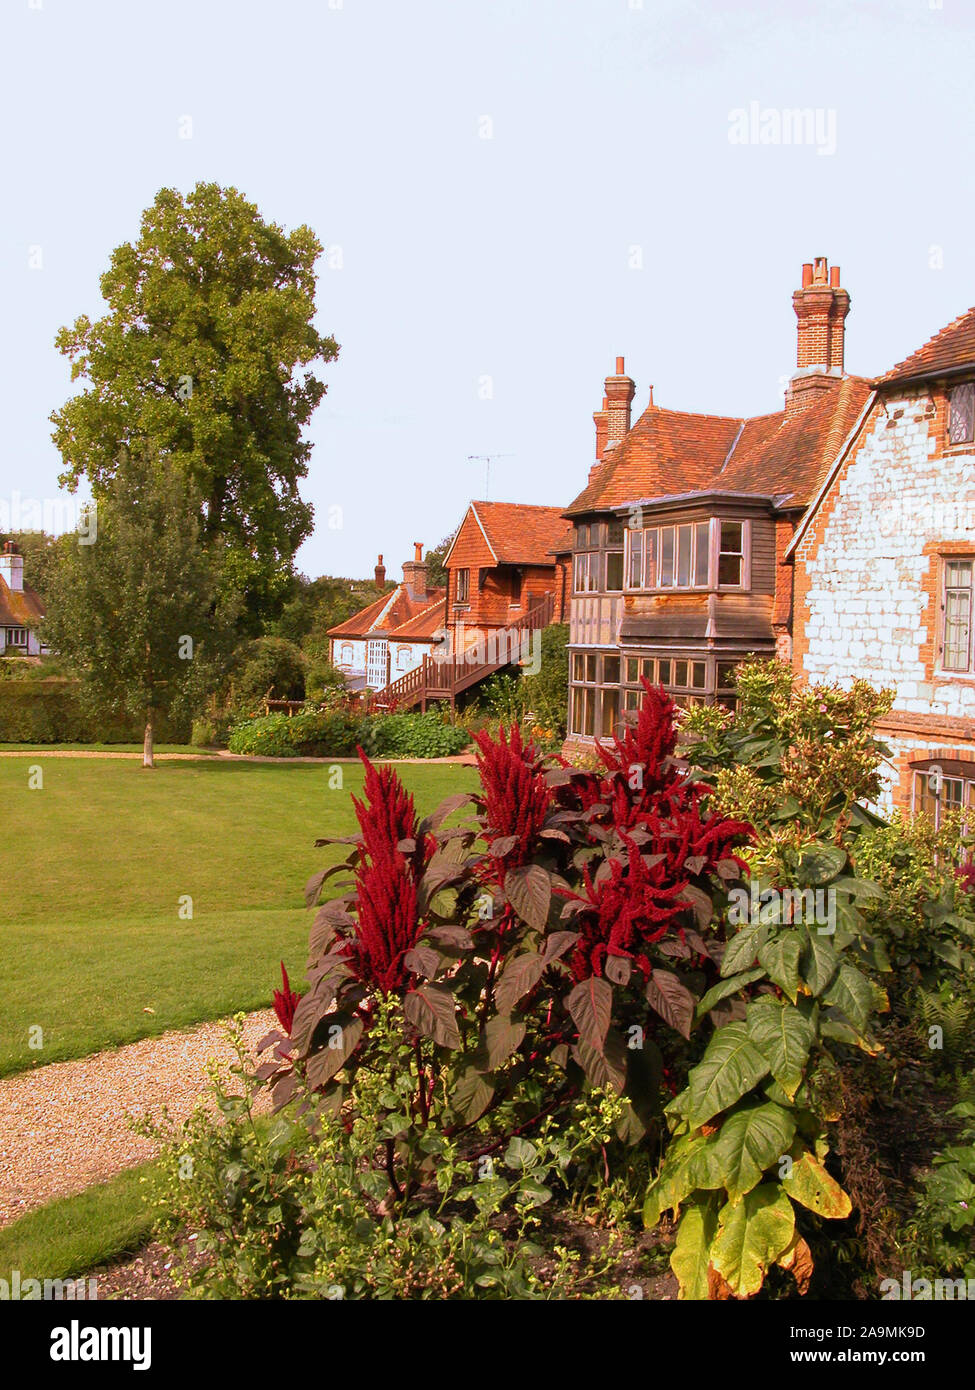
[328,547,445,692]
[442,500,570,654]
[790,303,975,817]
[563,264,870,750]
[0,542,46,656]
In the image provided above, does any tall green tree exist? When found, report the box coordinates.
[43,449,238,767]
[50,181,339,626]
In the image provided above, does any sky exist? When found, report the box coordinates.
[2,0,974,581]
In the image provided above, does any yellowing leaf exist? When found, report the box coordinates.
[782,1150,852,1219]
[710,1184,795,1298]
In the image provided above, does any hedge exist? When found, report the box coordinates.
[227,709,470,759]
[0,680,189,744]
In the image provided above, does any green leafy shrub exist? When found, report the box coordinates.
[905,1099,975,1281]
[360,710,470,759]
[228,637,307,708]
[227,710,361,758]
[0,678,188,743]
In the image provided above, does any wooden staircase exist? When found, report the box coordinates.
[368,593,555,712]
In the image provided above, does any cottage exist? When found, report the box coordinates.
[790,298,975,817]
[0,541,46,657]
[442,500,571,656]
[328,547,445,692]
[563,262,869,750]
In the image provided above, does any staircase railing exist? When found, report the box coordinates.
[368,592,555,711]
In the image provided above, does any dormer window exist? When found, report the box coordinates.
[948,382,975,446]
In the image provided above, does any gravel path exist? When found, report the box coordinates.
[0,1010,277,1227]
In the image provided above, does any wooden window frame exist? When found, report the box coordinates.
[454,568,470,604]
[623,517,748,593]
[947,382,975,448]
[940,556,974,674]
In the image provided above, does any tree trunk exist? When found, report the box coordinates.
[143,711,155,769]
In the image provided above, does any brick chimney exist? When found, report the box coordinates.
[786,258,850,415]
[0,541,24,592]
[375,553,386,586]
[402,542,427,601]
[604,356,635,451]
[593,395,608,463]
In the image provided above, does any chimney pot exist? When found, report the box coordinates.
[830,264,840,287]
[375,553,386,586]
[615,356,625,375]
[414,541,423,564]
[801,262,813,287]
[787,256,851,416]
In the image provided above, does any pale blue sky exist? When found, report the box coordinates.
[2,0,974,579]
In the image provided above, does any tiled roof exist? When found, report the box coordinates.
[327,586,445,640]
[716,377,872,502]
[0,580,44,628]
[565,376,872,515]
[388,597,447,641]
[468,501,567,565]
[877,306,975,386]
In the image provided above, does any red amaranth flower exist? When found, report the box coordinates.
[473,723,552,877]
[348,751,429,994]
[558,834,690,981]
[272,961,301,1034]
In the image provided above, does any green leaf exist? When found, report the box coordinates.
[566,975,613,1051]
[757,933,802,1002]
[686,1022,771,1128]
[671,1194,721,1300]
[796,844,847,887]
[696,968,765,1018]
[800,928,840,996]
[505,864,552,931]
[821,961,883,1032]
[710,1184,796,1298]
[746,996,815,1100]
[504,1137,537,1170]
[721,920,770,977]
[709,1102,797,1205]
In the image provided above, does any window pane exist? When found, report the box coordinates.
[641,658,655,682]
[949,383,975,445]
[677,525,692,586]
[645,530,657,588]
[660,528,675,586]
[623,688,640,711]
[587,553,599,591]
[720,521,743,554]
[582,687,595,735]
[585,654,597,682]
[716,661,738,691]
[577,524,590,549]
[627,531,643,588]
[600,687,620,738]
[718,553,742,586]
[674,660,689,688]
[692,662,707,689]
[944,561,973,671]
[573,554,584,592]
[626,657,639,683]
[603,655,621,684]
[695,523,710,585]
[573,654,586,682]
[657,659,671,685]
[606,551,623,591]
[607,521,623,545]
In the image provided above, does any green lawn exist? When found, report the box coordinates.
[0,1164,158,1284]
[0,757,477,1076]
